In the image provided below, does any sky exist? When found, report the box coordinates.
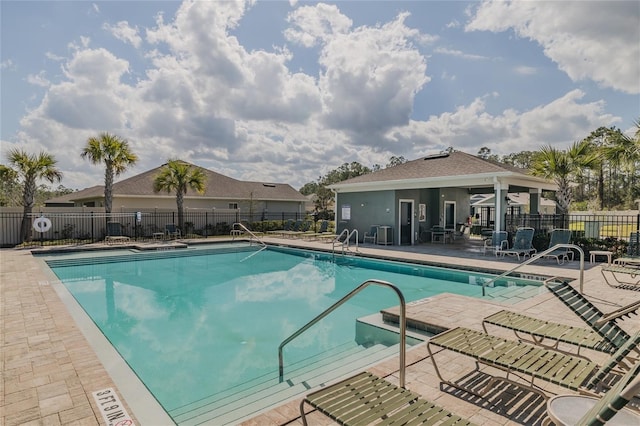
[1,0,639,191]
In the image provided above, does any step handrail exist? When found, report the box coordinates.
[278,279,407,387]
[231,222,266,247]
[332,228,350,254]
[232,223,267,262]
[482,243,585,296]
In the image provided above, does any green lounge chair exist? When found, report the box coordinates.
[427,327,640,399]
[483,231,508,255]
[545,357,640,426]
[165,223,181,239]
[496,227,536,260]
[482,310,618,355]
[105,221,130,244]
[540,228,573,264]
[613,231,640,266]
[300,371,475,426]
[363,225,378,244]
[600,264,640,289]
[545,281,634,353]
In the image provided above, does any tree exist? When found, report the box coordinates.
[0,164,20,206]
[600,119,640,208]
[476,147,499,161]
[6,149,62,242]
[530,141,598,214]
[153,160,206,231]
[386,156,407,167]
[81,132,138,218]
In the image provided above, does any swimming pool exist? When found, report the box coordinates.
[42,243,540,424]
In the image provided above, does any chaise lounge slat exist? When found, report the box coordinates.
[546,281,632,350]
[300,371,475,426]
[600,265,640,289]
[482,310,618,355]
[427,327,640,398]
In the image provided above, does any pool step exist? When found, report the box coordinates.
[486,284,542,303]
[171,342,401,425]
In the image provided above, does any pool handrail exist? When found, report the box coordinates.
[278,279,407,387]
[482,243,584,296]
[232,222,267,262]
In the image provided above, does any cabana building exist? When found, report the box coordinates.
[329,151,557,245]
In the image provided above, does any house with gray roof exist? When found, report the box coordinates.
[329,151,557,245]
[45,162,307,214]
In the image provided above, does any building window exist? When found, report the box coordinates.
[229,203,238,210]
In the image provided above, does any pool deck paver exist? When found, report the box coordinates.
[1,237,639,426]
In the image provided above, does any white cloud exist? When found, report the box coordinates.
[1,59,14,69]
[393,89,619,156]
[284,3,353,48]
[434,47,489,61]
[466,0,640,94]
[26,71,50,87]
[104,21,143,48]
[514,65,536,76]
[313,10,431,139]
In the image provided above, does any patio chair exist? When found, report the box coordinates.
[544,356,640,426]
[545,281,636,356]
[613,231,640,266]
[427,326,640,399]
[482,310,619,356]
[165,223,181,239]
[105,221,130,244]
[600,264,640,290]
[431,225,451,243]
[496,227,536,260]
[363,225,378,244]
[482,231,508,255]
[540,228,573,264]
[299,371,475,426]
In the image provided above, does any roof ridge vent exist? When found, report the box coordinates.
[423,152,450,160]
[262,183,276,187]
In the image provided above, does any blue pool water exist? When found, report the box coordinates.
[44,244,539,422]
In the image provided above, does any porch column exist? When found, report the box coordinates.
[493,179,508,231]
[529,188,541,214]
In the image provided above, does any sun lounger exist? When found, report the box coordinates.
[600,264,640,290]
[105,221,130,244]
[613,231,640,267]
[483,231,508,255]
[545,281,634,353]
[427,327,640,399]
[540,228,573,264]
[482,310,618,355]
[496,227,536,260]
[545,356,640,426]
[300,371,475,426]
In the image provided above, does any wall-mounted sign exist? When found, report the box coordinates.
[342,204,351,220]
[419,204,426,222]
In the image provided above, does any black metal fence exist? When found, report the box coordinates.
[0,210,312,248]
[505,213,640,240]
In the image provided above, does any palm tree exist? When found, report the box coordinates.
[7,149,62,243]
[530,140,598,214]
[153,160,206,232]
[81,133,138,219]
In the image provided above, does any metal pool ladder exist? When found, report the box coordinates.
[332,228,359,255]
[481,243,585,296]
[277,279,407,387]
